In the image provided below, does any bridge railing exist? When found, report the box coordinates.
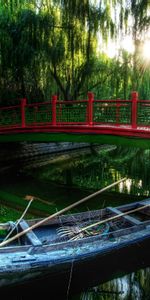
[55,100,88,125]
[93,99,132,125]
[50,92,134,127]
[25,101,52,126]
[138,100,150,127]
[0,104,21,128]
[0,91,150,129]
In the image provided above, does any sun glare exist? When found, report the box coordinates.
[121,36,134,54]
[143,40,150,60]
[102,36,135,58]
[106,42,118,58]
[100,36,150,59]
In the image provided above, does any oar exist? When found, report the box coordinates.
[0,177,126,247]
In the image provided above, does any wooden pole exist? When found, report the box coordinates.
[79,203,150,233]
[0,177,126,247]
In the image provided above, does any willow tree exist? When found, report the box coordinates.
[120,0,150,95]
[37,0,117,100]
[1,0,150,103]
[0,0,115,102]
[0,1,42,102]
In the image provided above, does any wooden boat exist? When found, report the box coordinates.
[0,197,150,292]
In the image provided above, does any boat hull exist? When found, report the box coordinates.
[0,229,150,296]
[1,198,150,296]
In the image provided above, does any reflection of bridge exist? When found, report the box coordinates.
[1,91,150,146]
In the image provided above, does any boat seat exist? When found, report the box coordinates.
[107,207,141,225]
[19,220,42,246]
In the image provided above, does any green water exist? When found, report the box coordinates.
[0,143,150,299]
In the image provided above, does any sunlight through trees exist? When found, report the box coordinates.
[0,0,150,103]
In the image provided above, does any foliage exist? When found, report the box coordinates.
[0,1,150,104]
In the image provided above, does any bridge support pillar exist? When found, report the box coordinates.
[131,91,138,129]
[87,92,94,126]
[52,95,57,126]
[20,98,27,128]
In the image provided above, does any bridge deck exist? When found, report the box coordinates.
[1,124,150,139]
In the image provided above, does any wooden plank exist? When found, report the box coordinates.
[107,207,141,225]
[19,220,42,246]
[117,198,150,211]
[110,220,150,238]
[135,202,150,217]
[138,202,150,210]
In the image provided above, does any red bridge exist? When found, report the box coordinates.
[1,91,150,143]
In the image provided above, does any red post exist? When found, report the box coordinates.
[20,98,27,128]
[116,99,120,126]
[131,91,138,129]
[52,95,57,126]
[87,92,94,126]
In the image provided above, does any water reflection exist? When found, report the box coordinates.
[22,145,150,198]
[79,267,150,300]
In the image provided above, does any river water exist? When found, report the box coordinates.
[1,143,150,299]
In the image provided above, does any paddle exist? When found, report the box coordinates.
[0,177,126,247]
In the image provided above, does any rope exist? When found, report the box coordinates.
[1,198,33,243]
